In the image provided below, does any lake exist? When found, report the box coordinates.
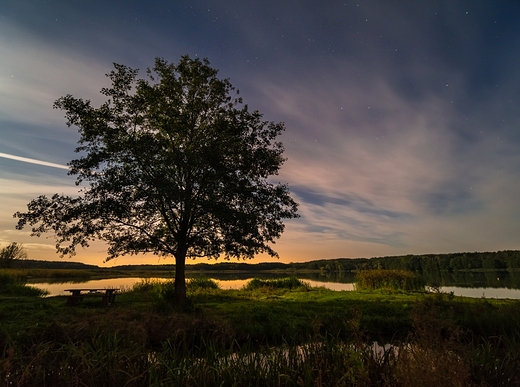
[28,270,520,299]
[28,277,355,296]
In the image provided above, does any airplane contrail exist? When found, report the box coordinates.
[0,152,69,170]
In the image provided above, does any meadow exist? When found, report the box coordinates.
[1,270,520,386]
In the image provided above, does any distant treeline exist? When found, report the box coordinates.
[12,259,99,270]
[307,250,520,273]
[12,250,520,272]
[379,250,520,271]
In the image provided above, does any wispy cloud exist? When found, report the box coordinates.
[0,22,111,127]
[250,58,520,257]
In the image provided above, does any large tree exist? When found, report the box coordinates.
[14,56,298,306]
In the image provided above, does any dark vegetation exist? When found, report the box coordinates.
[11,249,520,274]
[362,250,520,272]
[355,269,425,291]
[244,276,309,290]
[298,250,520,273]
[0,272,47,297]
[1,270,520,386]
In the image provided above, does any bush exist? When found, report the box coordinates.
[356,269,425,291]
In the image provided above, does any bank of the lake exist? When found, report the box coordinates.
[2,280,520,386]
[28,270,520,299]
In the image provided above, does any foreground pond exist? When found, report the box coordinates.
[28,275,520,299]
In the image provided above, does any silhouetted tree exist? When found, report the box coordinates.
[0,242,27,268]
[14,55,299,307]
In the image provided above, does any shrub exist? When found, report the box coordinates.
[355,269,425,291]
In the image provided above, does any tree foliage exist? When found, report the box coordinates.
[0,242,28,268]
[14,55,299,305]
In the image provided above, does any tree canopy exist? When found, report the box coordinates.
[14,55,299,305]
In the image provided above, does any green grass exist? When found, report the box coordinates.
[2,279,520,385]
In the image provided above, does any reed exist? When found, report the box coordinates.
[27,268,92,280]
[0,328,386,386]
[0,271,48,297]
[1,268,92,281]
[131,277,165,293]
[0,270,26,283]
[244,277,309,290]
[3,325,501,386]
[188,277,220,290]
[131,277,220,294]
[355,269,425,291]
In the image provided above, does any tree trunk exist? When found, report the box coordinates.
[173,249,188,309]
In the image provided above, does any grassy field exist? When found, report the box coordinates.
[1,276,520,386]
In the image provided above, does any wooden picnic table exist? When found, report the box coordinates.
[64,288,119,307]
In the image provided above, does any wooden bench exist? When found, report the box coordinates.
[65,288,119,307]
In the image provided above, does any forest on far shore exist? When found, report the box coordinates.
[8,250,520,273]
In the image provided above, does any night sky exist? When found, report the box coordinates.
[1,1,520,266]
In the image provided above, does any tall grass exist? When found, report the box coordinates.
[131,277,166,293]
[0,270,26,283]
[0,272,19,287]
[1,268,92,281]
[3,331,378,386]
[130,278,220,312]
[27,268,92,280]
[5,324,511,386]
[188,277,220,290]
[131,277,219,294]
[0,272,48,297]
[356,269,425,291]
[132,277,306,303]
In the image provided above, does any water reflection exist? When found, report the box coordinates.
[213,278,355,291]
[440,286,520,299]
[420,270,520,289]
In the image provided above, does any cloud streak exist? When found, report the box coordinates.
[0,152,69,170]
